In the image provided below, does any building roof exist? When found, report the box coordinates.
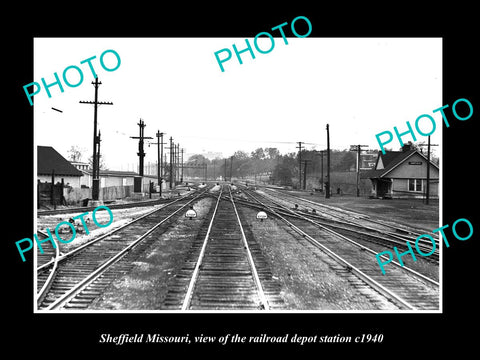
[71,161,90,166]
[82,169,139,177]
[365,148,439,179]
[38,146,83,177]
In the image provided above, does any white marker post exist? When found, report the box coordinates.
[185,209,197,220]
[256,211,268,222]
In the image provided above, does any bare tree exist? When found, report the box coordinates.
[88,154,107,170]
[67,145,86,162]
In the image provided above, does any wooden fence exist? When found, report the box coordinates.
[38,182,135,208]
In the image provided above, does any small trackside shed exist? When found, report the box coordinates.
[366,145,439,199]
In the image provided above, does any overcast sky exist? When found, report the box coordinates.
[33,37,442,171]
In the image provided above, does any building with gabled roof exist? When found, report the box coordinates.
[37,146,83,187]
[366,144,439,199]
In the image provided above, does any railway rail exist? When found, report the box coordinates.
[250,187,440,262]
[35,189,207,270]
[161,185,284,310]
[264,187,433,235]
[35,181,440,311]
[37,185,197,216]
[240,188,439,311]
[36,187,210,310]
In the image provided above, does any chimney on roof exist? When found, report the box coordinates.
[402,142,413,152]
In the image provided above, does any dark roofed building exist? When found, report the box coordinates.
[37,146,83,187]
[366,144,439,199]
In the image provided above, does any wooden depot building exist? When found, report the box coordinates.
[366,143,439,199]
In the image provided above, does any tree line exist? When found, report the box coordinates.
[184,147,361,186]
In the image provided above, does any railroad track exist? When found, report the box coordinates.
[254,187,439,262]
[36,185,198,216]
[264,187,432,234]
[161,185,284,310]
[241,188,439,311]
[36,187,210,310]
[35,188,205,269]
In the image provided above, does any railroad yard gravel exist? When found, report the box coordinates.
[36,203,167,253]
[239,206,398,311]
[278,189,439,230]
[89,197,215,310]
[89,196,399,311]
[256,189,440,282]
[36,186,438,311]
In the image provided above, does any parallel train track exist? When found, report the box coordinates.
[245,187,440,263]
[240,188,439,311]
[36,187,210,310]
[264,187,435,235]
[36,181,440,311]
[161,185,284,310]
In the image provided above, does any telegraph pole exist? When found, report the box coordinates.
[97,131,102,178]
[181,148,184,183]
[418,137,438,205]
[160,131,165,194]
[426,136,431,205]
[150,131,165,197]
[224,158,227,181]
[130,119,153,193]
[164,153,167,182]
[79,77,113,201]
[296,142,303,190]
[349,144,369,197]
[169,137,174,189]
[303,160,307,190]
[325,124,331,199]
[319,150,325,192]
[176,143,180,184]
[130,119,153,177]
[230,156,234,182]
[173,143,177,185]
[302,160,311,190]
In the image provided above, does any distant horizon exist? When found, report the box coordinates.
[42,141,439,174]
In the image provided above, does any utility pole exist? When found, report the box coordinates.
[230,156,234,182]
[97,131,102,178]
[349,144,369,197]
[302,160,311,190]
[326,124,331,199]
[164,153,167,182]
[181,148,184,183]
[169,137,174,189]
[159,131,165,194]
[150,131,165,197]
[426,136,431,205]
[174,143,177,184]
[79,77,113,201]
[296,142,303,190]
[173,140,176,186]
[130,119,153,177]
[418,137,438,205]
[319,150,325,192]
[176,143,180,184]
[224,158,227,182]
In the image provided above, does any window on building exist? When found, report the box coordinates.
[408,179,422,192]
